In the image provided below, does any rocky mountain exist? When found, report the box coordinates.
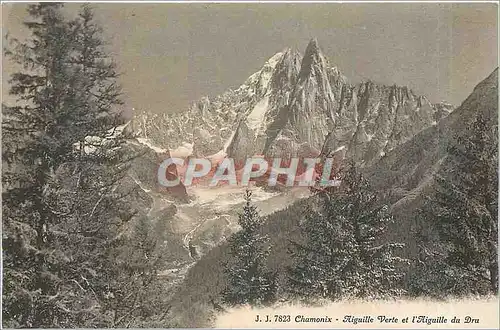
[227,48,302,164]
[262,38,338,159]
[131,38,453,169]
[365,67,498,255]
[130,49,301,161]
[166,68,498,328]
[115,38,500,328]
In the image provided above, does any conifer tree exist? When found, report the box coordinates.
[69,4,124,141]
[287,164,407,301]
[407,212,460,297]
[423,114,498,295]
[2,4,82,326]
[287,194,359,300]
[2,4,161,327]
[107,216,171,327]
[222,190,276,306]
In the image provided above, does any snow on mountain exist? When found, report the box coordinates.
[246,96,269,132]
[239,51,284,97]
[121,38,464,280]
[73,121,133,154]
[130,38,455,171]
[170,142,194,158]
[264,38,338,158]
[136,137,168,154]
[130,50,296,159]
[227,48,303,164]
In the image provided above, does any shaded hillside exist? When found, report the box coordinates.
[365,68,498,257]
[367,68,498,195]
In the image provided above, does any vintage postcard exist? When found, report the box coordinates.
[1,1,498,328]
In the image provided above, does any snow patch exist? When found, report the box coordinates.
[74,122,131,154]
[188,186,278,209]
[237,52,283,94]
[170,142,194,158]
[137,137,168,154]
[257,71,273,93]
[333,145,346,153]
[246,96,269,131]
[266,51,284,68]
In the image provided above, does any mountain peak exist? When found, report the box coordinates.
[305,37,320,54]
[276,47,301,65]
[299,38,326,78]
[265,51,286,68]
[473,67,498,92]
[270,48,302,91]
[281,47,301,59]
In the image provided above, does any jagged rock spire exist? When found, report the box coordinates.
[270,48,302,90]
[299,38,323,78]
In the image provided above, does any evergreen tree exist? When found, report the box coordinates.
[2,4,164,327]
[2,4,83,326]
[406,213,455,297]
[69,4,124,141]
[287,194,359,300]
[222,190,276,306]
[422,114,498,295]
[287,164,407,301]
[107,216,171,327]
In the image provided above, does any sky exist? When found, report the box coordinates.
[3,3,498,114]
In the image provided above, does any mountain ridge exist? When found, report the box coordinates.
[166,67,498,328]
[131,38,453,170]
